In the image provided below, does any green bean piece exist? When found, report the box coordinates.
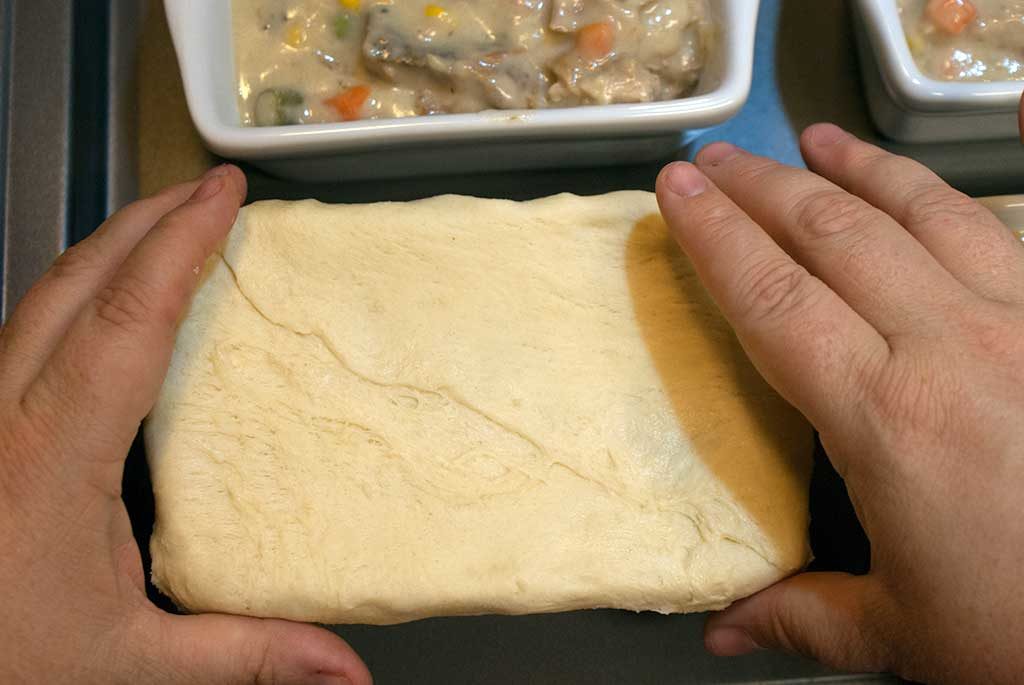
[253,88,306,126]
[276,89,304,108]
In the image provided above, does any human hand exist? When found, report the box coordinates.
[655,120,1024,684]
[0,166,372,685]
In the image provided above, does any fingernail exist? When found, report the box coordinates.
[706,627,762,657]
[697,142,742,166]
[808,123,852,147]
[203,164,233,179]
[309,675,353,685]
[663,162,709,198]
[190,176,224,203]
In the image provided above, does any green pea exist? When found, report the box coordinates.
[334,13,351,39]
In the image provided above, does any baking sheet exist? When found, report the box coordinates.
[131,4,883,683]
[15,0,1022,680]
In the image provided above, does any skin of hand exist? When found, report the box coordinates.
[0,166,373,685]
[655,113,1024,682]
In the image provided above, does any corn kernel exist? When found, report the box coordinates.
[338,0,360,10]
[906,32,924,56]
[424,4,448,19]
[284,24,307,47]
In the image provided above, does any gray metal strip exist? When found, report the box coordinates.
[106,0,144,214]
[2,0,72,320]
[0,0,11,303]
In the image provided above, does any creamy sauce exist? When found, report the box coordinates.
[898,0,1024,81]
[232,0,712,125]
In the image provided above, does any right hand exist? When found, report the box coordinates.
[653,95,1024,683]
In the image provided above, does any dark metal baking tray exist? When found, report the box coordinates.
[10,0,1019,681]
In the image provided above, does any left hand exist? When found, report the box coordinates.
[0,165,373,684]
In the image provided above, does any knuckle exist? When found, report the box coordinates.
[12,243,99,312]
[901,184,983,229]
[842,145,891,174]
[155,213,205,254]
[729,157,780,187]
[762,589,846,667]
[964,307,1024,375]
[765,582,892,673]
[866,350,961,440]
[767,599,803,654]
[789,190,874,243]
[48,242,100,282]
[92,275,163,334]
[868,362,919,426]
[699,204,747,247]
[735,258,818,324]
[151,212,218,270]
[837,593,895,673]
[845,149,914,190]
[1,390,69,498]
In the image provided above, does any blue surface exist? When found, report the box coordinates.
[689,0,811,168]
[687,0,1024,196]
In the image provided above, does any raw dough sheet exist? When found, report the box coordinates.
[146,193,812,625]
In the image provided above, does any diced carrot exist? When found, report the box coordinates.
[925,0,977,35]
[576,22,614,61]
[325,85,371,121]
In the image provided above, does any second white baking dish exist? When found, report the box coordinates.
[853,0,1024,144]
[851,0,1019,144]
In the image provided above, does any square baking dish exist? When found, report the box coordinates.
[980,194,1024,239]
[164,0,760,181]
[853,0,1024,144]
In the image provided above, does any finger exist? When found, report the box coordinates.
[156,613,372,685]
[0,179,203,389]
[694,143,969,337]
[656,162,888,436]
[800,124,1024,304]
[20,167,247,470]
[705,573,891,674]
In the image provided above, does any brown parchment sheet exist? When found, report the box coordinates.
[137,0,216,198]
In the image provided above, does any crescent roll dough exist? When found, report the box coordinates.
[145,193,813,625]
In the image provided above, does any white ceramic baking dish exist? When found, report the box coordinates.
[980,194,1024,240]
[165,0,760,181]
[853,0,1024,144]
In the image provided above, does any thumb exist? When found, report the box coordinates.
[704,572,891,673]
[154,612,372,685]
